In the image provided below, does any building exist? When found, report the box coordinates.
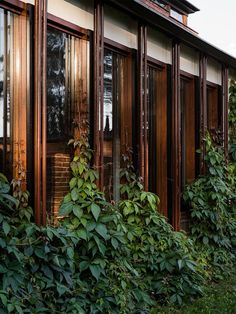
[0,0,236,229]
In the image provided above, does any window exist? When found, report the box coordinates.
[180,76,196,190]
[47,26,89,217]
[151,0,167,9]
[170,9,183,23]
[0,9,13,178]
[207,84,221,134]
[103,47,133,201]
[147,63,168,215]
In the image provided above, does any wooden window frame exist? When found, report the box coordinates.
[147,59,168,216]
[101,40,134,199]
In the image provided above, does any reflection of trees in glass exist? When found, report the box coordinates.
[103,50,113,134]
[47,27,67,139]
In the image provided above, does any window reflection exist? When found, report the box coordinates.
[0,9,13,178]
[47,27,67,139]
[47,27,89,218]
[103,49,128,201]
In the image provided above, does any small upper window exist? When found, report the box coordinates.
[151,0,167,9]
[170,9,183,23]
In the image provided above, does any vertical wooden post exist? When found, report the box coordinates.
[199,54,207,174]
[34,0,47,225]
[42,0,47,225]
[138,23,148,190]
[171,39,181,230]
[93,0,104,188]
[222,65,229,157]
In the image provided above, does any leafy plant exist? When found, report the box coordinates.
[184,132,236,278]
[119,152,204,305]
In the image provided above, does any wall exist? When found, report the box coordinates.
[207,58,222,85]
[104,5,137,49]
[147,28,172,64]
[21,0,94,30]
[180,44,199,76]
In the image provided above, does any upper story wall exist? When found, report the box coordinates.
[104,4,138,49]
[180,44,199,76]
[147,28,172,64]
[19,0,225,86]
[21,0,94,30]
[207,58,222,85]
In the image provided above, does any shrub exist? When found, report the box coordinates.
[119,153,204,305]
[184,133,236,279]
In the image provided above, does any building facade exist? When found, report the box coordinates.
[0,0,236,229]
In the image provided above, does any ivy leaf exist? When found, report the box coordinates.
[73,205,83,219]
[95,224,108,240]
[89,264,101,281]
[71,188,79,201]
[79,260,89,271]
[69,177,77,189]
[59,202,73,216]
[91,203,101,221]
[2,221,10,235]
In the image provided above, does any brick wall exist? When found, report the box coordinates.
[47,153,71,219]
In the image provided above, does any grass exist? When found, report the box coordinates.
[153,269,236,314]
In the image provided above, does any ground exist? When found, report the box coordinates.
[154,269,236,314]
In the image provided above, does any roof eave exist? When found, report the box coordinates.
[106,0,236,69]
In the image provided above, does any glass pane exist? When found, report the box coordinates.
[0,9,12,178]
[103,49,125,201]
[47,27,67,140]
[147,67,158,193]
[46,27,89,219]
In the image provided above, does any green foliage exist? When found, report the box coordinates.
[0,173,19,213]
[184,132,236,278]
[119,154,204,305]
[59,128,147,313]
[229,79,236,161]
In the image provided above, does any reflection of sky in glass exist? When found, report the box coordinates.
[0,9,4,138]
[103,51,113,131]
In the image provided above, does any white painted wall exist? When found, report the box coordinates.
[207,58,222,85]
[104,5,137,49]
[180,44,199,76]
[21,0,94,30]
[147,28,172,64]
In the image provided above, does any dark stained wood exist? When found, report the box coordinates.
[143,24,148,191]
[0,0,24,13]
[138,23,144,184]
[34,0,47,225]
[47,13,90,39]
[222,66,229,157]
[42,0,47,225]
[93,0,104,188]
[147,55,165,69]
[104,38,134,54]
[156,66,168,216]
[171,39,181,230]
[199,54,207,174]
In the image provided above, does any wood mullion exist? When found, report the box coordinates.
[222,65,229,157]
[143,24,148,191]
[171,39,180,230]
[41,0,47,225]
[93,0,104,188]
[34,0,47,225]
[3,10,8,173]
[199,54,207,174]
[138,23,144,183]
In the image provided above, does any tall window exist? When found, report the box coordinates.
[103,48,132,201]
[47,26,89,217]
[180,76,196,190]
[0,9,13,178]
[147,64,167,215]
[207,84,221,132]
